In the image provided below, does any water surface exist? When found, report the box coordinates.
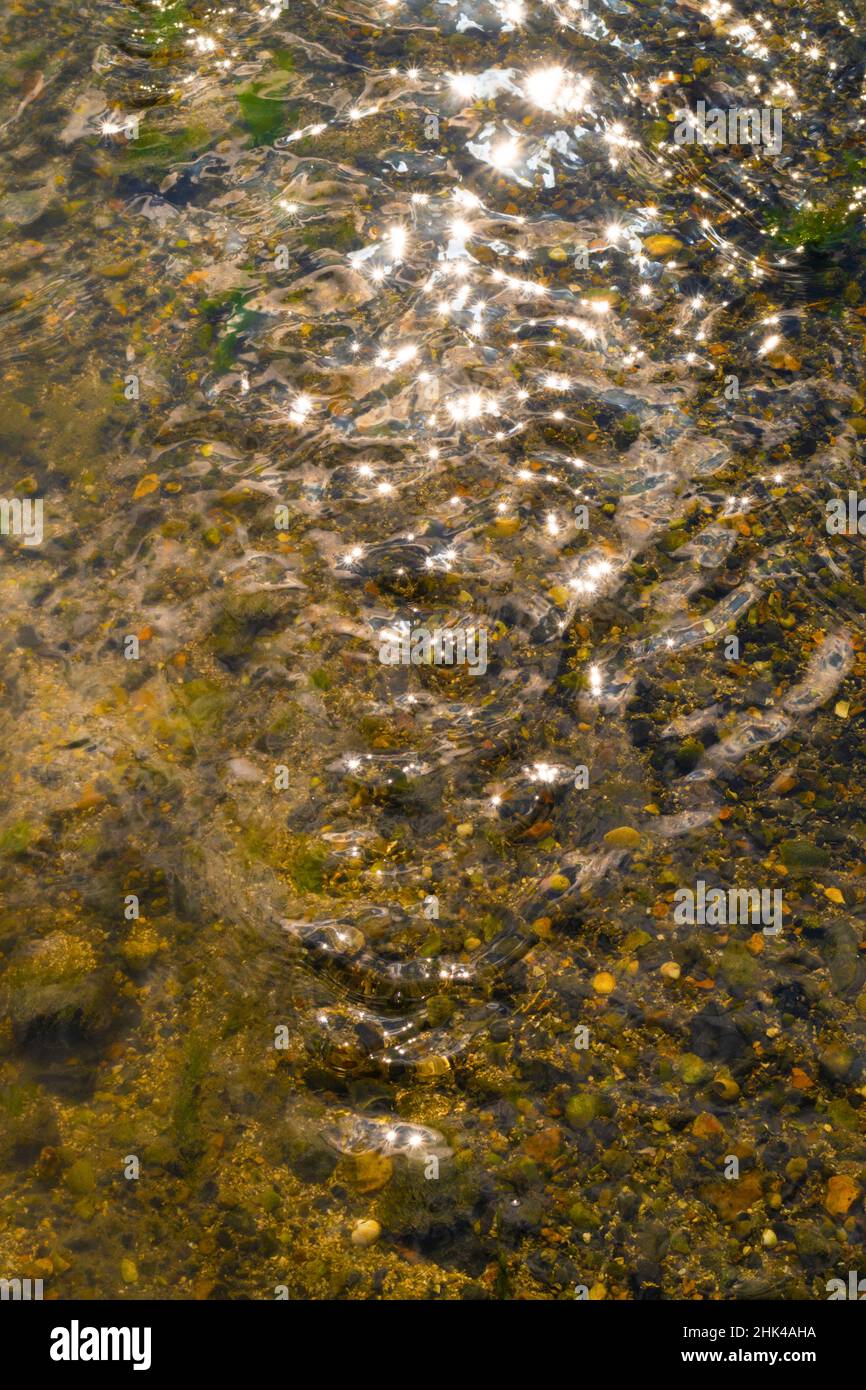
[2,0,866,1300]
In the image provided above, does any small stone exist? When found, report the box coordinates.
[98,260,134,279]
[624,929,652,950]
[659,961,680,980]
[603,826,641,849]
[825,1175,861,1216]
[769,770,797,794]
[692,1112,724,1139]
[767,351,801,372]
[565,1093,600,1129]
[706,1171,762,1221]
[762,1229,777,1249]
[34,1146,61,1183]
[351,1152,393,1194]
[456,823,473,838]
[720,941,760,992]
[133,474,160,500]
[415,1054,450,1078]
[711,1075,740,1102]
[820,1043,855,1081]
[121,1258,138,1284]
[592,971,616,994]
[677,1053,710,1086]
[75,782,105,811]
[779,839,829,869]
[351,1218,381,1247]
[65,1159,96,1195]
[795,1223,833,1259]
[523,1127,561,1163]
[568,1199,600,1231]
[644,234,683,257]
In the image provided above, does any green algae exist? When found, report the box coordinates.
[767,200,861,254]
[237,92,296,147]
[172,1033,212,1173]
[0,821,34,855]
[122,121,213,170]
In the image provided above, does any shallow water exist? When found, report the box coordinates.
[2,0,866,1300]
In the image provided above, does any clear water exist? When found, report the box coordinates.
[1,0,866,1300]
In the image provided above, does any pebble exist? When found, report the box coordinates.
[711,1076,740,1102]
[592,971,616,994]
[566,1093,600,1129]
[351,1219,381,1247]
[603,826,641,849]
[644,234,683,256]
[351,1153,392,1194]
[65,1159,96,1195]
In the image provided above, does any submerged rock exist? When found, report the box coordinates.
[0,933,118,1050]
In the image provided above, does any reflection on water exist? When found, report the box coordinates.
[1,0,866,1300]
